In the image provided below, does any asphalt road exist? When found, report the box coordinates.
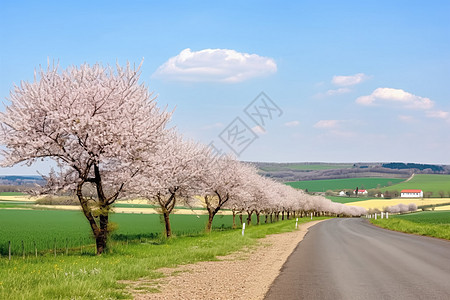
[265,218,450,300]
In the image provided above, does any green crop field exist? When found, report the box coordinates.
[393,211,450,224]
[0,192,26,196]
[0,217,327,299]
[385,174,450,197]
[371,211,450,240]
[0,209,236,256]
[286,177,404,192]
[325,196,375,204]
[113,203,205,210]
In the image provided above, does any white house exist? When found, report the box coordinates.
[353,189,368,195]
[400,189,423,198]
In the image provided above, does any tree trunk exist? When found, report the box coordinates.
[77,182,106,255]
[281,211,285,220]
[163,210,172,238]
[94,212,109,255]
[247,212,252,226]
[204,193,229,233]
[287,210,290,220]
[206,212,215,232]
[256,212,260,225]
[270,213,273,223]
[239,214,243,225]
[232,210,236,229]
[265,214,269,224]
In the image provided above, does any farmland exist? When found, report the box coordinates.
[285,177,404,192]
[344,198,450,210]
[371,211,450,240]
[324,196,374,204]
[0,209,236,256]
[392,210,450,224]
[0,216,328,300]
[385,174,450,197]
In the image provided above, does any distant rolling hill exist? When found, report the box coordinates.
[0,175,45,186]
[252,162,450,182]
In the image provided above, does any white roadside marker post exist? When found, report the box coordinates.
[242,223,246,236]
[311,212,313,220]
[295,218,298,229]
[375,213,377,220]
[381,212,384,219]
[386,212,389,219]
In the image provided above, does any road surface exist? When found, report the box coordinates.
[265,218,450,300]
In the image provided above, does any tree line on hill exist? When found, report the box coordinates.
[381,162,445,172]
[0,62,367,255]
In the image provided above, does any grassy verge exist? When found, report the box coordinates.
[370,211,450,240]
[0,217,329,299]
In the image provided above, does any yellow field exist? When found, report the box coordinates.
[0,195,37,202]
[434,205,450,211]
[345,198,450,210]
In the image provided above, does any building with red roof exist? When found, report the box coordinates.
[400,189,423,198]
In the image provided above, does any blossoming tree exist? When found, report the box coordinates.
[0,62,171,254]
[130,132,211,237]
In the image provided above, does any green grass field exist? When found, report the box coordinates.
[286,177,404,192]
[113,203,205,210]
[385,174,450,197]
[0,209,237,256]
[0,216,328,299]
[325,196,376,204]
[371,211,450,240]
[393,211,450,224]
[0,192,26,196]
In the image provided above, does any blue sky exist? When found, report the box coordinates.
[1,0,449,175]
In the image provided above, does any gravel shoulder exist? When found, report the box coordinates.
[127,220,326,300]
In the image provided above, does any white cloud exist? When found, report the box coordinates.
[252,125,266,135]
[332,73,369,86]
[152,48,277,83]
[426,110,449,119]
[356,88,434,110]
[284,120,300,127]
[326,87,351,96]
[314,120,340,129]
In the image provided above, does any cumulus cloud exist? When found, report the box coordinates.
[152,48,277,83]
[314,120,340,129]
[326,87,351,96]
[356,88,434,110]
[426,110,449,119]
[284,120,300,127]
[332,73,369,86]
[252,125,266,135]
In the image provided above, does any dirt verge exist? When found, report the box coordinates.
[126,220,326,300]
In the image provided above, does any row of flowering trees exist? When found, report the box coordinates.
[0,62,366,255]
